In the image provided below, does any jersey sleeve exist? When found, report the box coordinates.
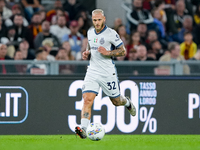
[109,29,123,48]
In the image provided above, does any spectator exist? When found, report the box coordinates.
[128,48,138,61]
[51,8,69,25]
[194,3,200,25]
[127,0,154,31]
[148,40,164,60]
[38,10,46,22]
[13,14,34,49]
[46,0,62,17]
[0,44,16,74]
[2,25,16,45]
[18,40,35,60]
[77,14,92,37]
[113,18,123,31]
[5,4,29,27]
[55,47,74,74]
[154,0,167,25]
[78,9,91,24]
[136,45,155,75]
[27,48,47,75]
[0,0,12,20]
[77,16,86,37]
[159,42,190,74]
[62,20,84,60]
[21,0,42,22]
[136,22,147,44]
[14,50,27,74]
[0,44,10,59]
[145,30,158,49]
[127,48,138,75]
[50,15,70,43]
[180,32,197,60]
[46,0,69,25]
[116,24,129,47]
[151,8,165,38]
[34,20,60,49]
[42,39,55,61]
[174,0,189,29]
[137,45,154,61]
[63,0,84,21]
[2,26,18,58]
[28,12,42,39]
[55,47,69,60]
[126,31,140,58]
[0,14,9,42]
[177,15,194,43]
[62,41,75,60]
[166,0,190,35]
[5,25,20,43]
[14,50,23,60]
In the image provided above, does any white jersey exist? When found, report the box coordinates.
[87,25,123,76]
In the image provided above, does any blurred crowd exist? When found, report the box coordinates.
[0,0,199,75]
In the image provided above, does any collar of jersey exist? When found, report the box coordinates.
[94,25,107,35]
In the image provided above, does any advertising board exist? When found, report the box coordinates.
[0,76,199,134]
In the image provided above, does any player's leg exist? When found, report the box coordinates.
[110,95,136,116]
[75,74,99,139]
[75,92,96,139]
[99,75,136,116]
[81,92,96,129]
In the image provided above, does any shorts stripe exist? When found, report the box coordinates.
[82,90,98,95]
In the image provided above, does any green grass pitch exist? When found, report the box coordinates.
[0,135,200,150]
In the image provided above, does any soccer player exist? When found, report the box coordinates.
[75,9,136,139]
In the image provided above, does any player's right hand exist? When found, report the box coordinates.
[82,51,90,60]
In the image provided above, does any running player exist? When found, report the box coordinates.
[75,9,136,139]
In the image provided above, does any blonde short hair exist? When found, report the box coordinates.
[92,9,104,16]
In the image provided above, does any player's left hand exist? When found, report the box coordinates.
[98,46,110,56]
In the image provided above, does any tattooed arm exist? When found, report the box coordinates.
[98,45,126,57]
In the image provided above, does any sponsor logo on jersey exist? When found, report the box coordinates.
[91,47,98,50]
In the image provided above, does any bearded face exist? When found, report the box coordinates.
[92,13,106,33]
